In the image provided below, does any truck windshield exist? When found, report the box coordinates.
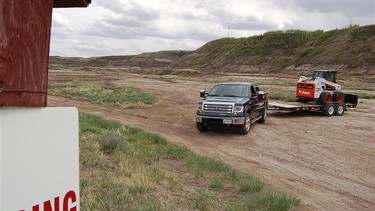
[209,84,249,98]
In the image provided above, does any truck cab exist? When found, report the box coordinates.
[196,82,268,135]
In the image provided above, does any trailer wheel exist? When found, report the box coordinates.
[239,113,251,135]
[196,122,208,132]
[334,103,345,116]
[324,103,335,116]
[319,92,332,105]
[333,91,345,102]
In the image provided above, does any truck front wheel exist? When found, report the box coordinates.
[239,113,251,135]
[196,122,208,132]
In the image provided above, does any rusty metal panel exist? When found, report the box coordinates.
[53,0,91,8]
[0,0,53,107]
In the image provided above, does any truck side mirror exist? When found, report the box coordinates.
[257,91,266,101]
[200,90,206,98]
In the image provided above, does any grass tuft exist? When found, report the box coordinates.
[97,130,127,154]
[242,191,301,211]
[210,178,225,189]
[191,189,214,210]
[239,178,265,193]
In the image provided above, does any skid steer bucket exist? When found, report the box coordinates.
[344,94,358,107]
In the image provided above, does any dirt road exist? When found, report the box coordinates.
[49,72,375,210]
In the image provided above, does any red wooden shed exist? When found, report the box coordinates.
[0,0,91,107]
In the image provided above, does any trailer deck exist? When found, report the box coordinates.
[268,94,358,116]
[268,101,320,111]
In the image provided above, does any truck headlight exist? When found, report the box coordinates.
[196,103,203,114]
[233,106,244,115]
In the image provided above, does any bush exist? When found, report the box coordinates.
[97,130,127,154]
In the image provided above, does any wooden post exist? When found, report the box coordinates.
[0,0,91,107]
[0,0,53,107]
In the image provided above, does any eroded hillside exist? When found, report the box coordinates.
[50,25,375,80]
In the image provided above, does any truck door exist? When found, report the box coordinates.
[250,85,261,118]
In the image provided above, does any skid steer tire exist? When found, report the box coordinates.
[333,91,345,103]
[319,92,332,105]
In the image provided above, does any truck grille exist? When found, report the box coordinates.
[203,103,233,115]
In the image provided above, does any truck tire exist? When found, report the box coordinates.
[319,92,332,105]
[334,103,345,116]
[258,107,267,123]
[239,113,251,135]
[333,91,345,102]
[324,103,335,116]
[196,122,208,132]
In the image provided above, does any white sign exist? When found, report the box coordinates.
[0,107,79,211]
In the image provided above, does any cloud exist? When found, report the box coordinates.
[50,0,375,57]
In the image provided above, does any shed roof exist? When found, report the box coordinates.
[54,0,91,8]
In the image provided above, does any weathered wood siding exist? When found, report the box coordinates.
[0,0,53,106]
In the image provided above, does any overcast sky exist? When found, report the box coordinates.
[50,0,374,57]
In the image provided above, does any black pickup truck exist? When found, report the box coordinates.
[196,82,268,134]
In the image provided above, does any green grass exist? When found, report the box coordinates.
[240,178,265,193]
[79,112,301,210]
[210,178,225,189]
[191,189,215,210]
[348,91,375,99]
[49,81,156,105]
[261,85,295,101]
[225,192,301,211]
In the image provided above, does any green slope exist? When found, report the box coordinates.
[176,25,375,75]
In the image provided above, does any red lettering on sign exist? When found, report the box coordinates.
[32,205,39,211]
[19,190,77,211]
[44,197,59,211]
[63,191,77,211]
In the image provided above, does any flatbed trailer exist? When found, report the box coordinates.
[268,94,358,116]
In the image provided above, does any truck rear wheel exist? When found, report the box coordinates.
[334,103,345,116]
[196,122,208,132]
[239,113,251,135]
[333,91,345,102]
[324,103,335,116]
[319,92,332,105]
[258,107,267,123]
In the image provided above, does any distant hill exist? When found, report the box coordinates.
[50,25,374,77]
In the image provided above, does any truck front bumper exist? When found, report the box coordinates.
[196,115,246,125]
